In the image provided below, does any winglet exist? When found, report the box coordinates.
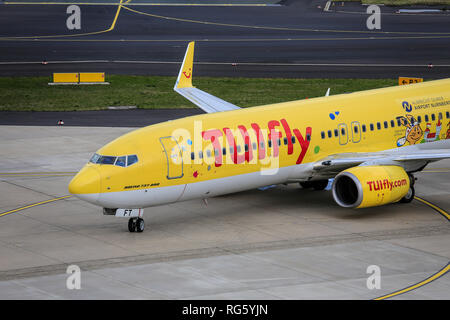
[325,88,330,97]
[174,41,195,90]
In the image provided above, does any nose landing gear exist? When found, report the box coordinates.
[128,217,145,232]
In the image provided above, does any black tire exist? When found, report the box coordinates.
[135,218,145,233]
[312,180,329,191]
[400,186,415,203]
[128,218,136,232]
[300,181,313,189]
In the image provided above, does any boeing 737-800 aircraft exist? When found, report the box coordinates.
[69,42,450,232]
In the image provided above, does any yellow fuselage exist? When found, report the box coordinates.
[69,78,450,209]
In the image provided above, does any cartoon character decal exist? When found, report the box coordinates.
[396,115,423,147]
[422,118,442,143]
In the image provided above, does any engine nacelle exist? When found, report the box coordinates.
[332,166,410,208]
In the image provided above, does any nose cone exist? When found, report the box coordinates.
[69,166,101,204]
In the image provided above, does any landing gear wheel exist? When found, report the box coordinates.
[128,218,136,232]
[408,173,416,186]
[312,180,329,191]
[400,186,415,203]
[300,181,313,189]
[135,218,145,233]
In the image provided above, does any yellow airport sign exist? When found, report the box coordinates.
[79,72,105,83]
[399,77,423,86]
[53,73,79,83]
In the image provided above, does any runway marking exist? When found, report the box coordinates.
[374,196,449,300]
[122,5,450,35]
[2,60,450,67]
[4,2,276,5]
[0,195,72,218]
[3,34,450,42]
[0,0,123,40]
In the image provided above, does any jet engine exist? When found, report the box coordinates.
[332,166,411,208]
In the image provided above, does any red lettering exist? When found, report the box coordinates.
[293,127,312,164]
[238,125,253,163]
[223,127,245,164]
[202,129,223,167]
[280,119,293,155]
[268,120,282,158]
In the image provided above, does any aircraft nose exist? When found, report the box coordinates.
[68,166,101,203]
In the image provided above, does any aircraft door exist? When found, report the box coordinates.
[160,136,184,179]
[338,123,348,145]
[351,121,361,143]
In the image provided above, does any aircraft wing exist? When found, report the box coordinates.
[311,141,450,175]
[174,42,240,114]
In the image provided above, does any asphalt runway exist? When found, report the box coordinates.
[0,125,448,299]
[1,0,450,78]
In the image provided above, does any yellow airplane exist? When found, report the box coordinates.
[69,42,450,232]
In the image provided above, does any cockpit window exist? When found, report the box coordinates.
[90,153,138,167]
[90,153,101,164]
[127,155,138,166]
[99,156,116,165]
[115,156,126,167]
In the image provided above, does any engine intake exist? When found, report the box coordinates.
[332,166,410,208]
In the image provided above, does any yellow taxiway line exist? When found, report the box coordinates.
[374,196,449,300]
[0,195,72,218]
[375,263,450,300]
[0,0,123,40]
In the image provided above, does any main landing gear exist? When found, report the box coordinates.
[400,173,416,203]
[128,217,145,233]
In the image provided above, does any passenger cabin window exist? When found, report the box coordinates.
[377,122,381,130]
[390,120,395,128]
[431,114,436,121]
[334,129,339,137]
[397,118,402,126]
[291,136,296,144]
[328,130,332,138]
[446,111,450,119]
[306,133,311,141]
[341,128,345,135]
[321,132,325,139]
[417,116,422,123]
[383,121,388,129]
[362,124,366,132]
[438,113,442,120]
[353,126,358,133]
[370,124,374,131]
[425,115,429,122]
